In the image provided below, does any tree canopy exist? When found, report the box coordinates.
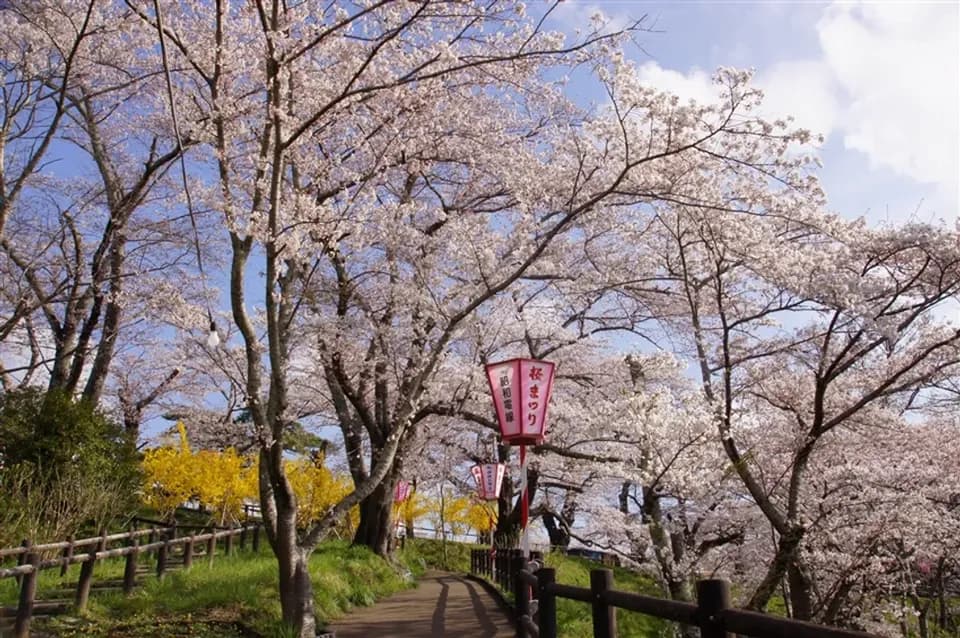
[0,2,957,637]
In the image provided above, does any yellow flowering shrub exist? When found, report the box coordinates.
[142,423,354,529]
[394,490,431,532]
[284,458,353,527]
[464,500,497,535]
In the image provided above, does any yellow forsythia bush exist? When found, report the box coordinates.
[395,490,431,532]
[464,500,497,535]
[142,423,354,529]
[284,459,353,525]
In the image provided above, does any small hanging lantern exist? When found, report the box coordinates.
[470,463,506,501]
[484,358,556,445]
[394,480,411,503]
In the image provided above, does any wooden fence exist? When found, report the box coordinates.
[0,521,261,638]
[471,548,883,638]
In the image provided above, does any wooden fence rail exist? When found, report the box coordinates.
[0,523,260,638]
[470,548,883,638]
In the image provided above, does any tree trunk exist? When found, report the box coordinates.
[666,579,697,638]
[260,440,317,638]
[787,562,814,621]
[277,543,316,638]
[541,511,570,548]
[353,481,393,556]
[747,527,804,611]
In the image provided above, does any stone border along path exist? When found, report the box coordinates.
[327,570,516,637]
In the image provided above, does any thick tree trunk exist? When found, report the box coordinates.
[541,511,570,548]
[495,465,518,546]
[666,579,697,638]
[353,481,393,556]
[747,527,804,611]
[277,543,316,637]
[787,562,814,621]
[261,441,317,638]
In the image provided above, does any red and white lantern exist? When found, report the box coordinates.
[394,480,411,503]
[484,358,556,445]
[470,463,506,501]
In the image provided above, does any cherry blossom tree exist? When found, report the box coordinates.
[0,1,198,412]
[134,0,840,631]
[648,198,960,621]
[6,3,954,637]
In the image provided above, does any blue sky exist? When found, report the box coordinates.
[550,0,959,226]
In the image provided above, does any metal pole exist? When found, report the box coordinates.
[519,444,529,558]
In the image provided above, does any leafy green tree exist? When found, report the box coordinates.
[0,387,141,544]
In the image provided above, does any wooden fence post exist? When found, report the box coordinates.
[252,524,261,553]
[156,529,170,580]
[206,528,217,567]
[513,551,529,638]
[60,534,75,577]
[590,568,616,638]
[13,542,37,638]
[239,525,247,551]
[15,539,28,587]
[696,579,731,638]
[496,550,507,590]
[183,534,195,569]
[123,532,139,595]
[75,546,97,611]
[226,528,236,557]
[537,567,557,638]
[97,527,108,552]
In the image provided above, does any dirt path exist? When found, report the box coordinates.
[326,570,515,638]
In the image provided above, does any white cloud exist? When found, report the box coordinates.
[754,60,838,138]
[634,62,717,104]
[816,2,959,191]
[634,59,838,140]
[551,2,635,36]
[626,1,959,208]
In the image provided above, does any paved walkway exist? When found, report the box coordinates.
[328,570,515,638]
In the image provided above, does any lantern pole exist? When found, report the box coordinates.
[519,444,529,558]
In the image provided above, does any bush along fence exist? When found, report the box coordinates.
[0,520,261,638]
[470,548,883,638]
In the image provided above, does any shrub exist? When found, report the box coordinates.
[0,387,141,545]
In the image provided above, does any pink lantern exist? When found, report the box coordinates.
[470,463,506,501]
[484,358,556,445]
[394,480,411,503]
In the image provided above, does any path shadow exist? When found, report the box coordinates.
[462,579,499,637]
[430,576,450,636]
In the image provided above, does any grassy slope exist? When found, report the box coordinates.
[7,540,418,637]
[4,536,676,638]
[542,554,674,638]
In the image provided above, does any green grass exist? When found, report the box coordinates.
[0,553,136,605]
[540,553,674,638]
[398,536,481,574]
[4,537,678,638]
[6,540,419,637]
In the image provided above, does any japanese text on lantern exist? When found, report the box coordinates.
[485,358,554,444]
[522,362,546,436]
[500,373,514,423]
